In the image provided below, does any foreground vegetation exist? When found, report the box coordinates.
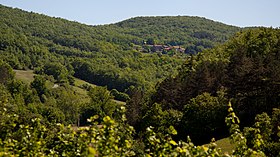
[1,100,279,156]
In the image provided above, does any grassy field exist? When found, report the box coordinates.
[216,138,235,154]
[14,70,58,89]
[74,77,96,88]
[14,69,96,90]
[14,70,94,96]
[204,138,234,154]
[13,70,92,103]
[14,70,35,84]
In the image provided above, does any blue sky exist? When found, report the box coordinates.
[0,0,279,27]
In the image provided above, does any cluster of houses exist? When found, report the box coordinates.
[149,45,185,53]
[137,44,186,54]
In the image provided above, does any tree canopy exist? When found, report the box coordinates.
[0,4,240,92]
[145,28,280,144]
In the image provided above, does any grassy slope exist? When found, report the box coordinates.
[204,138,235,154]
[14,70,35,84]
[215,138,235,154]
[74,78,96,88]
[14,70,125,104]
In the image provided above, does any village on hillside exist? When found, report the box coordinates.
[134,43,186,55]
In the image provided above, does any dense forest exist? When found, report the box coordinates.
[0,4,279,157]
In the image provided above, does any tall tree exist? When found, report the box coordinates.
[0,61,14,85]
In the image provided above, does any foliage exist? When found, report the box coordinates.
[51,87,82,125]
[149,28,280,144]
[243,109,280,157]
[0,60,14,85]
[80,86,119,125]
[0,102,135,156]
[141,103,183,136]
[1,101,278,156]
[180,91,228,144]
[38,62,70,83]
[110,89,130,102]
[31,75,48,101]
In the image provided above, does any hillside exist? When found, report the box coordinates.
[13,69,125,104]
[134,28,280,145]
[115,16,240,53]
[0,4,241,92]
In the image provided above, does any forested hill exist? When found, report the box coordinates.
[0,4,240,92]
[115,16,240,51]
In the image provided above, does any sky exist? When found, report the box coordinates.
[0,0,279,27]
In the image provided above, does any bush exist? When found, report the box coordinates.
[110,89,130,102]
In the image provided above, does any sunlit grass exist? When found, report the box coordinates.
[215,138,235,154]
[74,77,96,88]
[14,70,35,84]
